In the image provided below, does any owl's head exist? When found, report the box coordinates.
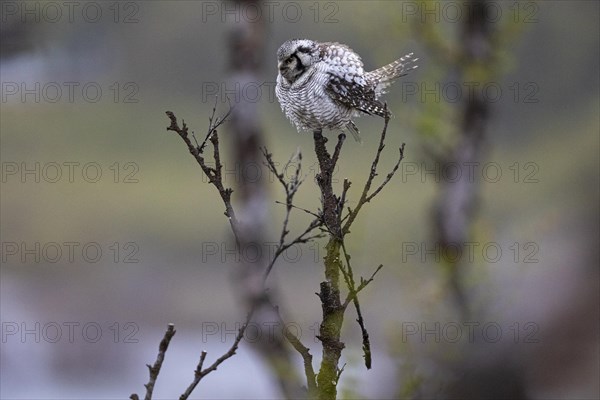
[277,39,318,84]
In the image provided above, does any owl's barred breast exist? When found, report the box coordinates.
[276,62,353,132]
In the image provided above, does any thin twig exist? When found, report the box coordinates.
[342,263,384,309]
[342,107,405,236]
[261,147,302,247]
[264,218,323,282]
[365,144,405,203]
[335,363,347,384]
[200,96,233,153]
[178,351,206,400]
[338,241,377,369]
[338,179,352,232]
[130,324,176,400]
[275,201,321,219]
[179,310,254,400]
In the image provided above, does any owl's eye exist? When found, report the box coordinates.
[285,57,293,64]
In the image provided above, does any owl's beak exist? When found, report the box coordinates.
[278,61,286,71]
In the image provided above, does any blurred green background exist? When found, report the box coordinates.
[1,1,598,399]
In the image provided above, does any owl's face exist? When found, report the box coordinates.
[277,39,318,84]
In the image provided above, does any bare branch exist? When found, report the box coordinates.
[166,111,240,244]
[338,241,377,369]
[365,144,405,203]
[199,96,233,153]
[338,179,352,231]
[179,310,254,400]
[262,147,291,190]
[261,146,324,282]
[178,351,206,400]
[130,324,176,400]
[261,147,303,245]
[343,107,405,236]
[264,217,323,282]
[165,110,265,399]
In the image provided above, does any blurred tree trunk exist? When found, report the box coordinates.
[431,0,493,319]
[425,1,530,397]
[225,1,304,397]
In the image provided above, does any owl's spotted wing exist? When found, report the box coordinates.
[326,75,387,117]
[319,42,387,117]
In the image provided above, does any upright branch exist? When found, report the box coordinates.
[311,110,406,397]
[310,130,346,399]
[130,324,176,400]
[313,131,346,238]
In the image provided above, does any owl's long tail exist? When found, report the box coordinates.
[368,53,418,96]
[345,121,362,143]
